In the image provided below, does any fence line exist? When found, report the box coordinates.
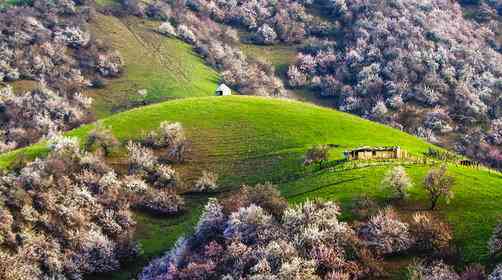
[325,156,502,175]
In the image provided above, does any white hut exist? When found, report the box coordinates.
[215,84,232,96]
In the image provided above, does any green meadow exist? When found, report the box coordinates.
[87,14,219,118]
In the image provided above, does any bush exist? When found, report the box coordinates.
[255,24,278,45]
[123,175,148,194]
[304,144,330,168]
[0,85,92,152]
[140,198,382,280]
[489,222,502,256]
[177,24,197,44]
[193,171,219,192]
[85,122,119,157]
[0,137,137,279]
[221,183,288,219]
[358,208,412,255]
[407,261,460,280]
[423,165,455,210]
[351,195,378,219]
[138,190,185,216]
[157,21,176,36]
[410,213,452,254]
[149,164,177,190]
[0,1,124,149]
[488,119,502,145]
[126,141,157,174]
[142,122,190,163]
[142,3,287,98]
[460,264,486,280]
[381,166,412,200]
[55,26,90,48]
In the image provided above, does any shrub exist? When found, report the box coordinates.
[408,261,460,280]
[358,208,412,255]
[287,65,308,87]
[126,141,157,174]
[141,2,287,98]
[489,222,502,256]
[0,1,124,149]
[96,51,123,78]
[0,251,41,280]
[138,190,185,216]
[140,197,386,280]
[177,24,197,44]
[85,122,119,157]
[149,164,177,190]
[351,195,378,219]
[48,134,81,157]
[381,166,412,200]
[282,200,353,255]
[193,198,226,243]
[460,264,486,280]
[304,144,330,169]
[55,26,90,48]
[0,137,137,279]
[410,213,452,253]
[0,209,14,245]
[488,119,502,145]
[224,204,275,245]
[193,171,219,192]
[255,24,278,45]
[159,121,185,147]
[0,85,92,152]
[423,165,455,210]
[123,175,148,194]
[157,21,177,36]
[222,183,288,219]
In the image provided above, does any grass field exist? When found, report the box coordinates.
[1,96,500,279]
[87,14,220,118]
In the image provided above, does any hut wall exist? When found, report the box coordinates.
[356,151,373,160]
[374,150,397,159]
[355,150,399,160]
[398,149,407,159]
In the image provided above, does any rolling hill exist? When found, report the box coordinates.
[1,96,500,279]
[87,14,220,118]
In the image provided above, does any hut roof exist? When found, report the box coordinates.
[347,146,400,153]
[216,84,231,92]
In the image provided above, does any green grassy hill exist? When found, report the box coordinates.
[1,96,500,279]
[87,14,220,118]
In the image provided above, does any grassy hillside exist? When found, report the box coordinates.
[1,96,500,279]
[1,12,219,119]
[87,14,219,117]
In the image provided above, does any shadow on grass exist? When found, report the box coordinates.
[285,176,364,199]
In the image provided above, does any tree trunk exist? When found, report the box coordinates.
[430,197,438,211]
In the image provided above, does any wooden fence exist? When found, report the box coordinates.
[325,155,501,176]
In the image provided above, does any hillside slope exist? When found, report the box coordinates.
[1,96,500,279]
[87,14,220,117]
